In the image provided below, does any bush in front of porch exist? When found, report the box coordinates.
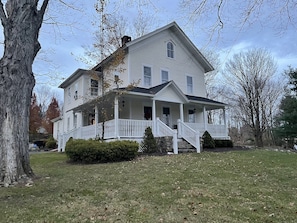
[202,131,215,149]
[141,127,158,154]
[65,139,138,163]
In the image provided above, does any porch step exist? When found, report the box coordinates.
[178,139,195,153]
[178,148,196,153]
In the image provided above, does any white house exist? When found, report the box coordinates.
[54,22,229,153]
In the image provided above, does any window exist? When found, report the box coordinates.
[91,79,98,96]
[167,42,174,58]
[188,109,195,123]
[73,114,77,128]
[161,70,169,83]
[143,66,152,87]
[74,83,78,100]
[187,76,193,94]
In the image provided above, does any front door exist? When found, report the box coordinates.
[162,107,170,126]
[144,106,152,120]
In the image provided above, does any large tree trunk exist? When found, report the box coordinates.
[0,0,48,187]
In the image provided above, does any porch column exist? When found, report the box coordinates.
[114,96,119,139]
[152,99,156,135]
[223,108,226,126]
[179,103,184,122]
[76,112,82,138]
[223,108,228,136]
[75,112,82,127]
[94,105,98,137]
[203,106,208,131]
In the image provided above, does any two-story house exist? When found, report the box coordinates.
[53,22,229,153]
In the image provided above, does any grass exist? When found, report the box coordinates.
[0,149,296,222]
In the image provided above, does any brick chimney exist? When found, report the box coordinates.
[121,35,131,46]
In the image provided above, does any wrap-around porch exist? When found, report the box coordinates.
[58,92,228,153]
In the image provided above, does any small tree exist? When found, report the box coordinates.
[202,131,215,149]
[43,97,60,134]
[141,127,157,153]
[275,68,297,148]
[29,93,42,134]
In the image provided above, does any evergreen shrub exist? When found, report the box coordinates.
[214,139,233,148]
[141,127,157,153]
[202,131,215,149]
[65,139,138,163]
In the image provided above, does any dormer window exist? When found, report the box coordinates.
[167,42,174,58]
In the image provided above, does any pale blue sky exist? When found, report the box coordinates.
[30,0,297,97]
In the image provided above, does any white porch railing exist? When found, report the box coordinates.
[118,119,152,138]
[207,124,228,139]
[178,120,201,153]
[81,125,96,139]
[96,119,116,139]
[184,122,228,139]
[156,118,178,154]
[58,119,228,153]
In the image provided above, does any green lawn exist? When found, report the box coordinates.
[0,149,296,223]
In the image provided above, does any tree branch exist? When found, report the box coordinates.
[39,0,49,17]
[0,1,7,27]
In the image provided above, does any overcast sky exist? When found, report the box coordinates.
[30,0,297,97]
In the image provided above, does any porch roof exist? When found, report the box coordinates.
[186,95,226,107]
[120,81,226,108]
[70,81,226,113]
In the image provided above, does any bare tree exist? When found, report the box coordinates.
[0,0,49,187]
[34,85,56,115]
[223,48,278,147]
[180,0,297,39]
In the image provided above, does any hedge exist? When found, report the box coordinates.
[214,139,233,148]
[65,139,139,163]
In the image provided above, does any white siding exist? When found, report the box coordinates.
[127,29,207,97]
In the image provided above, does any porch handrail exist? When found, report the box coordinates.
[156,118,178,154]
[178,120,200,153]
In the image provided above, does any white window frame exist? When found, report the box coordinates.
[143,65,152,87]
[90,79,98,96]
[186,75,193,94]
[161,69,169,84]
[167,41,174,58]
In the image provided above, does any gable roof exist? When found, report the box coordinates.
[92,22,214,73]
[58,69,101,89]
[126,22,214,73]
